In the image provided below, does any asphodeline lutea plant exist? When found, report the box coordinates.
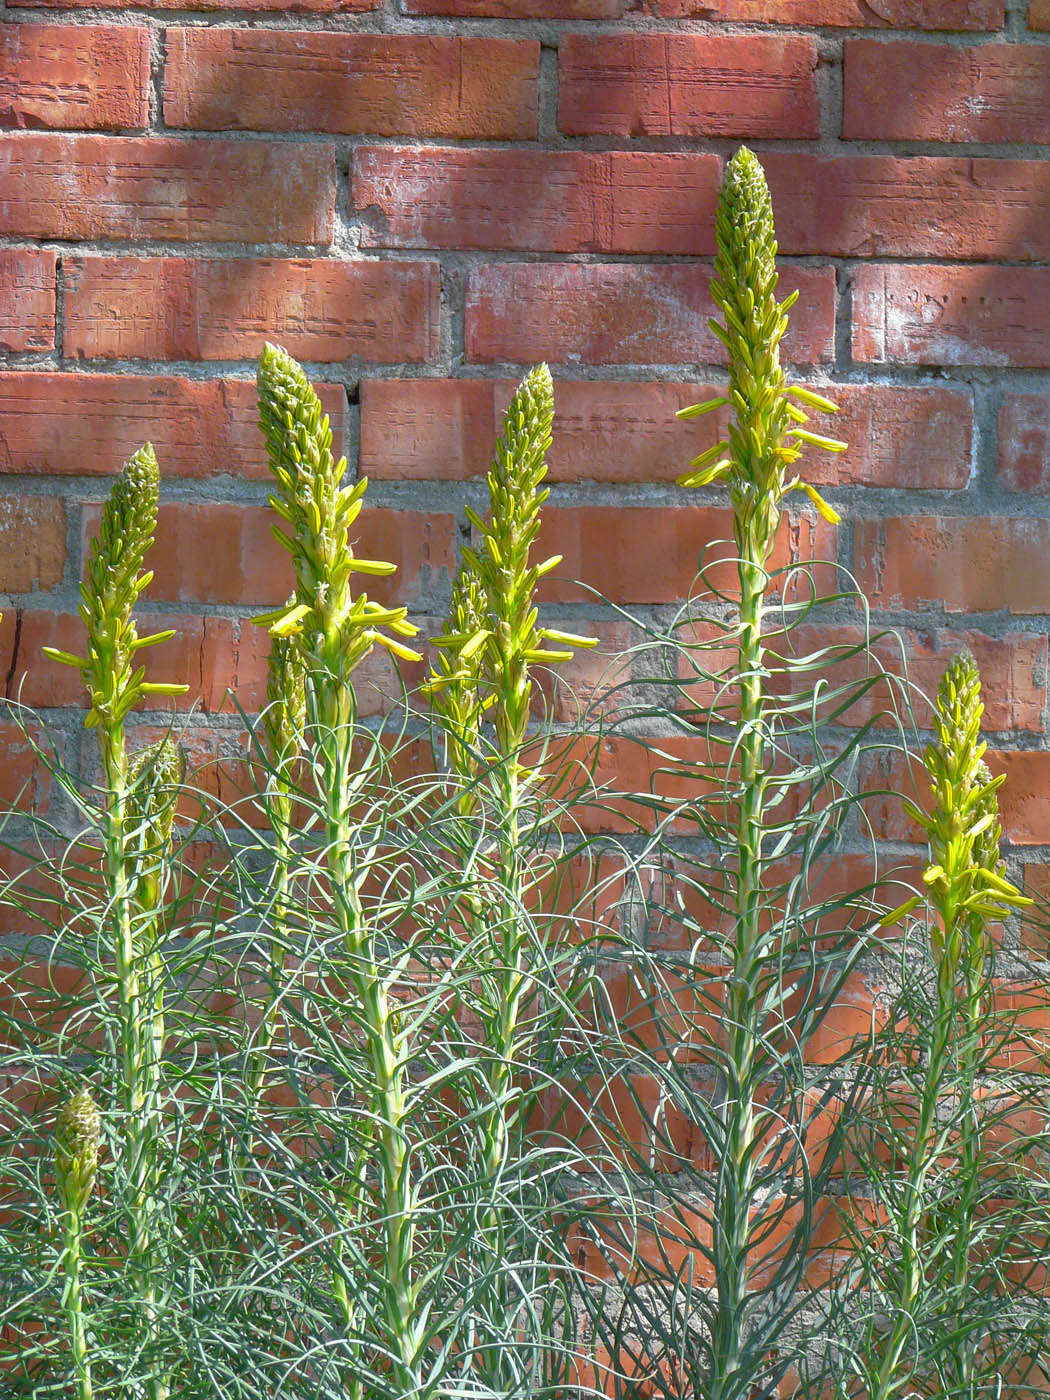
[44,445,186,1400]
[675,146,850,1400]
[861,650,1029,1400]
[55,1085,102,1400]
[427,364,595,1390]
[254,343,424,1397]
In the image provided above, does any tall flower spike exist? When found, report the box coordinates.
[43,445,188,725]
[676,148,846,529]
[56,1086,102,1215]
[126,737,181,912]
[254,344,421,678]
[263,630,308,779]
[427,561,491,799]
[898,650,1030,964]
[461,364,595,760]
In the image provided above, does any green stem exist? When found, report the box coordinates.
[320,706,420,1397]
[101,730,167,1400]
[709,537,771,1399]
[869,961,956,1400]
[60,1200,93,1400]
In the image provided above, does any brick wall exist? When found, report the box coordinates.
[1,4,1050,960]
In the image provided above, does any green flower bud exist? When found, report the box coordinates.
[127,737,181,911]
[677,148,844,539]
[263,629,307,776]
[256,344,421,687]
[56,1087,101,1215]
[43,445,187,724]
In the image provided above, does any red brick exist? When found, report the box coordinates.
[404,0,621,13]
[0,24,149,130]
[21,0,377,8]
[466,263,834,366]
[844,40,1050,142]
[91,504,455,607]
[0,135,334,244]
[765,625,1045,734]
[558,35,819,139]
[852,265,1050,369]
[998,394,1050,493]
[988,750,1050,847]
[64,258,440,364]
[642,0,1001,23]
[534,506,836,605]
[362,378,969,490]
[0,374,345,480]
[354,147,720,255]
[0,248,55,352]
[854,516,1050,614]
[1032,0,1050,29]
[165,31,539,140]
[765,154,1050,262]
[0,496,65,593]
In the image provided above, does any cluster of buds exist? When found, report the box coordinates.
[428,364,594,777]
[261,631,308,784]
[55,1086,102,1215]
[676,147,846,546]
[893,649,1029,965]
[126,737,182,912]
[254,344,421,687]
[43,445,187,726]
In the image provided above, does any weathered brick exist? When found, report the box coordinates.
[533,506,836,605]
[361,378,970,490]
[988,751,1050,847]
[844,40,1050,142]
[404,0,621,14]
[0,135,334,244]
[93,504,455,607]
[765,154,1050,261]
[0,495,66,592]
[1032,0,1050,28]
[22,0,378,8]
[354,147,720,255]
[165,31,539,140]
[466,263,834,366]
[852,265,1050,369]
[0,249,55,352]
[0,24,149,130]
[0,374,345,480]
[643,0,1001,23]
[999,394,1050,493]
[854,516,1050,614]
[64,258,440,364]
[558,34,819,138]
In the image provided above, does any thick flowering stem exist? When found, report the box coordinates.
[56,1087,101,1400]
[429,366,594,1386]
[256,344,423,1394]
[870,652,1028,1400]
[677,148,846,1399]
[45,447,185,1400]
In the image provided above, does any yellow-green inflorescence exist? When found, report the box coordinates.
[43,444,187,727]
[56,1086,102,1216]
[254,343,421,685]
[900,648,1029,967]
[429,364,595,780]
[676,147,846,543]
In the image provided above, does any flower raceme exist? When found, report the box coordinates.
[254,343,421,679]
[428,364,595,776]
[55,1086,102,1216]
[42,444,187,725]
[676,147,846,535]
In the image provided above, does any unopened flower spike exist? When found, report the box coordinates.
[126,737,182,912]
[463,363,596,763]
[675,147,846,528]
[55,1086,102,1215]
[263,630,307,778]
[255,344,421,681]
[43,444,188,723]
[427,561,493,802]
[888,650,1031,951]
